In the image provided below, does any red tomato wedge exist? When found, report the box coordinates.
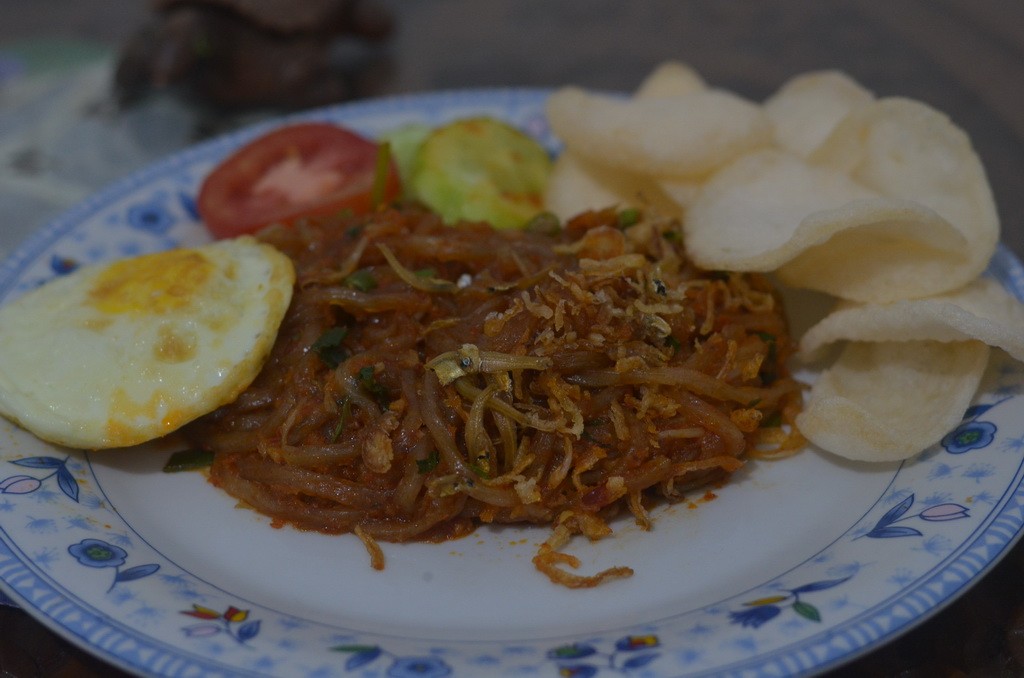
[197,122,401,238]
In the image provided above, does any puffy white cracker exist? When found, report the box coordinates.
[544,151,681,220]
[797,340,990,462]
[684,149,876,270]
[810,97,999,287]
[764,70,874,158]
[545,86,772,178]
[634,61,707,99]
[776,200,971,302]
[799,277,1024,362]
[684,148,979,302]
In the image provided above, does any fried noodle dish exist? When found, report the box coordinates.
[183,205,804,587]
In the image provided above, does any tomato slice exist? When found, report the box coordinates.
[197,122,401,238]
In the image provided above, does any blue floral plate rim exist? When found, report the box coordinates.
[0,88,1023,678]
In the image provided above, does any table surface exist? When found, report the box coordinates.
[1,1,1024,676]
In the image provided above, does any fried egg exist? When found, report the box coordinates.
[0,237,294,449]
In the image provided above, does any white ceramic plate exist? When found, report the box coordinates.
[2,89,1024,678]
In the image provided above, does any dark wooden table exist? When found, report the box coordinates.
[1,1,1024,675]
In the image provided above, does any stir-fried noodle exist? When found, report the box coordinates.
[184,205,803,587]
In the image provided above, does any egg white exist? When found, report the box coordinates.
[0,237,294,449]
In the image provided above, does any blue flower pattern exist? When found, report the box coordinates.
[942,398,1008,454]
[543,635,660,676]
[69,538,128,568]
[126,196,176,235]
[180,604,261,645]
[68,538,160,592]
[332,645,452,677]
[728,577,852,629]
[49,254,79,275]
[1,456,79,502]
[858,493,970,540]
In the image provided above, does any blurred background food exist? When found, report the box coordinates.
[114,0,394,109]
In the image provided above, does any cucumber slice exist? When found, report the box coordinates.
[410,117,552,229]
[378,122,432,196]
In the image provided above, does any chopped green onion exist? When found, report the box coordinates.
[417,449,440,474]
[469,460,491,479]
[331,397,352,442]
[756,331,778,384]
[415,267,437,278]
[312,327,349,368]
[344,269,378,292]
[524,211,561,235]
[664,335,681,354]
[616,208,641,228]
[162,449,214,473]
[358,365,390,409]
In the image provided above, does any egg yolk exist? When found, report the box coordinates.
[88,250,214,314]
